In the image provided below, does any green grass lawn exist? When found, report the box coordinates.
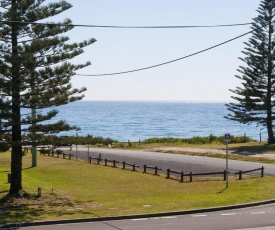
[0,151,275,224]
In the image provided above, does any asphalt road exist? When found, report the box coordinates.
[68,147,275,177]
[16,203,275,230]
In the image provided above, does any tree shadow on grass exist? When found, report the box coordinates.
[231,143,275,156]
[0,190,9,195]
[0,193,96,226]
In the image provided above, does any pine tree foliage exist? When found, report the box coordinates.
[225,0,275,144]
[0,0,96,194]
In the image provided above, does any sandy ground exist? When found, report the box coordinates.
[151,147,275,160]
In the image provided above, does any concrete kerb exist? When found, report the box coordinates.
[1,199,275,229]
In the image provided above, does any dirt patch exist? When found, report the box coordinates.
[152,147,226,154]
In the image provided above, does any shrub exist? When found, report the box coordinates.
[145,134,253,145]
[0,141,10,152]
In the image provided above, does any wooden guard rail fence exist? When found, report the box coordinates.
[122,161,139,171]
[166,169,185,182]
[104,159,120,168]
[186,171,227,182]
[62,152,73,160]
[143,165,162,175]
[235,166,264,180]
[89,156,102,164]
[166,169,227,182]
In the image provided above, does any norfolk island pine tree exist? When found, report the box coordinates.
[226,0,275,144]
[0,0,96,195]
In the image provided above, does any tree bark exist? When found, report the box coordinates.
[9,0,23,195]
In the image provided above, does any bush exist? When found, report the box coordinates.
[145,134,253,145]
[38,135,118,146]
[39,147,51,155]
[0,141,10,152]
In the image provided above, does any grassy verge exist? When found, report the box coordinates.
[0,151,275,224]
[119,140,271,152]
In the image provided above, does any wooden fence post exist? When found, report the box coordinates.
[180,172,184,183]
[239,171,242,180]
[143,165,146,173]
[261,166,264,177]
[167,169,170,179]
[133,164,137,171]
[154,167,158,175]
[189,172,192,182]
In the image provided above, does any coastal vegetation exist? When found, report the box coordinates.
[0,151,275,224]
[30,134,252,147]
[144,134,253,144]
[32,135,117,147]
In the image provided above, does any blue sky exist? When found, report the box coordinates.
[56,0,260,102]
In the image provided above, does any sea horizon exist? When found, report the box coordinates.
[48,101,267,142]
[81,99,231,104]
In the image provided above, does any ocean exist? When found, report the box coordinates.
[48,101,266,142]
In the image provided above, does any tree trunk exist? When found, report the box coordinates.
[266,14,275,144]
[9,0,23,195]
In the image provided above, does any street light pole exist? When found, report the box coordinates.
[224,133,230,188]
[31,107,37,167]
[226,142,229,188]
[76,132,78,160]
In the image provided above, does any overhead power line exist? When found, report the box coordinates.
[75,30,253,77]
[0,20,254,77]
[0,20,252,28]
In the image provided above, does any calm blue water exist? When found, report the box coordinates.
[47,101,266,142]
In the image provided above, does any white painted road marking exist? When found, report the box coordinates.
[221,213,236,216]
[161,216,177,219]
[251,212,266,214]
[131,218,148,221]
[191,214,207,217]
